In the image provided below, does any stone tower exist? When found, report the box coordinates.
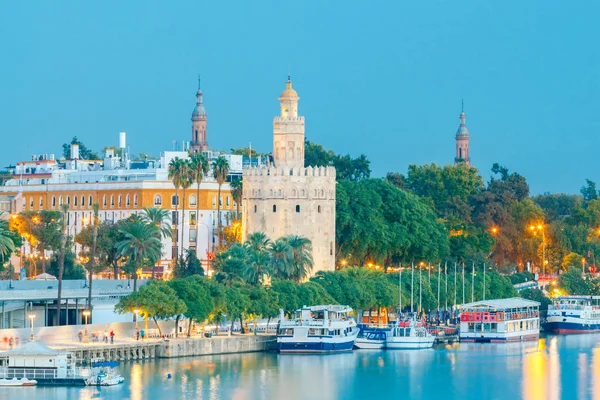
[242,77,336,275]
[190,77,208,154]
[454,106,471,166]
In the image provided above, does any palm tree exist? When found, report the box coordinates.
[284,235,314,282]
[56,204,69,325]
[243,232,272,285]
[0,217,15,260]
[116,220,162,292]
[230,177,243,218]
[179,160,194,259]
[87,203,99,314]
[141,207,172,279]
[190,153,209,251]
[168,158,184,262]
[269,238,293,279]
[212,156,230,249]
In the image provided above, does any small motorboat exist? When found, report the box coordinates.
[0,377,38,387]
[86,361,125,386]
[354,330,388,349]
[386,318,435,350]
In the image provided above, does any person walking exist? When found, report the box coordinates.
[104,330,108,343]
[110,330,115,344]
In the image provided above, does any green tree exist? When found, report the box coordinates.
[168,276,214,337]
[141,207,172,278]
[581,179,599,202]
[212,156,230,248]
[116,220,162,291]
[284,235,313,281]
[0,217,16,263]
[230,177,243,217]
[168,157,185,260]
[190,153,210,250]
[56,204,69,325]
[173,249,205,278]
[269,238,293,280]
[304,140,370,181]
[62,137,100,160]
[116,280,186,336]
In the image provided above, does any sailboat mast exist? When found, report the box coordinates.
[419,264,422,317]
[445,262,448,311]
[411,262,414,314]
[437,262,441,311]
[471,262,475,302]
[454,262,458,309]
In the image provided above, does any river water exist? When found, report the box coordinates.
[5,334,600,400]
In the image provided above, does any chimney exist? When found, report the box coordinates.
[70,144,80,160]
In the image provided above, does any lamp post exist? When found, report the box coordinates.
[529,224,546,278]
[28,313,35,342]
[82,310,91,343]
[134,309,140,331]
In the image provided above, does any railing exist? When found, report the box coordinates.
[0,367,57,379]
[548,305,585,311]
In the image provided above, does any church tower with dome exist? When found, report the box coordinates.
[454,105,471,166]
[190,77,208,153]
[242,76,337,274]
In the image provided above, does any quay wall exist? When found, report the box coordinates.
[158,335,277,358]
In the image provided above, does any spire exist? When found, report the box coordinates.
[192,76,206,119]
[456,104,468,138]
[197,75,202,92]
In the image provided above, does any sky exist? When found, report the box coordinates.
[1,1,599,194]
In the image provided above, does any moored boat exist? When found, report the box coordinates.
[386,318,435,349]
[0,377,37,387]
[86,361,125,386]
[354,326,391,349]
[277,305,360,353]
[545,296,600,334]
[459,298,540,343]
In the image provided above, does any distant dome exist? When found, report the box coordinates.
[455,112,469,139]
[279,80,299,99]
[192,91,207,119]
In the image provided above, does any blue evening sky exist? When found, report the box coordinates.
[1,1,598,194]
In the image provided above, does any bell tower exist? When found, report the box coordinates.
[273,76,305,170]
[454,103,471,166]
[190,76,208,153]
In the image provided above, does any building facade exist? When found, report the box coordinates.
[242,78,336,274]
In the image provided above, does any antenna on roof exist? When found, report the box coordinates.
[288,64,291,81]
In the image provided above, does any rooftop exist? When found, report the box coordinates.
[459,297,540,310]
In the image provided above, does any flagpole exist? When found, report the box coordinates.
[399,264,402,318]
[483,262,486,300]
[419,264,422,318]
[445,262,448,311]
[454,262,458,309]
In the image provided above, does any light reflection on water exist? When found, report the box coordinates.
[6,335,600,399]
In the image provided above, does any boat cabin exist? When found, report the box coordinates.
[459,298,541,343]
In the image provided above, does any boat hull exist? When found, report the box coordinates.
[353,339,386,350]
[278,339,355,353]
[386,338,435,349]
[545,320,600,334]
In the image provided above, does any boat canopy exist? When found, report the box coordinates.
[0,341,62,356]
[298,305,353,313]
[459,297,540,311]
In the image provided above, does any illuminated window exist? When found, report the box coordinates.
[189,195,197,207]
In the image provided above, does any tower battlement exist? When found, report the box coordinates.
[243,165,336,178]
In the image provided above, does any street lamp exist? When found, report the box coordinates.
[134,309,140,330]
[529,223,546,277]
[28,314,35,342]
[82,310,91,343]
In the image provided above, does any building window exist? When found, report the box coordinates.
[219,196,222,207]
[318,205,321,213]
[254,205,257,213]
[89,196,93,207]
[190,228,197,242]
[118,195,122,207]
[189,195,197,207]
[172,211,178,225]
[39,198,43,209]
[212,195,216,208]
[226,196,230,207]
[154,194,162,206]
[190,211,197,225]
[330,241,333,256]
[172,195,179,207]
[296,205,300,213]
[273,205,277,213]
[103,195,107,207]
[52,196,56,207]
[59,196,63,206]
[110,196,115,207]
[29,197,33,209]
[74,196,78,206]
[66,196,70,205]
[81,196,85,207]
[126,195,130,206]
[134,195,138,207]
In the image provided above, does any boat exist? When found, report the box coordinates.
[458,298,540,342]
[276,305,360,353]
[386,318,435,349]
[0,377,37,387]
[545,296,600,334]
[0,341,88,386]
[86,361,125,386]
[354,326,391,349]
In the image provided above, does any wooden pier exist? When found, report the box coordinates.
[61,342,163,365]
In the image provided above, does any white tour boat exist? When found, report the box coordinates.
[386,318,435,349]
[277,305,360,353]
[459,298,540,342]
[546,296,600,334]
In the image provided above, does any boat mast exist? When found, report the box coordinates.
[411,262,414,314]
[483,262,486,301]
[419,264,422,318]
[399,264,402,317]
[454,262,458,309]
[471,262,475,302]
[437,262,441,311]
[462,263,465,305]
[445,262,448,311]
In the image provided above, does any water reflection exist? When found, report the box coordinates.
[10,336,600,399]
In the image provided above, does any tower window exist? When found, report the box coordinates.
[273,205,277,213]
[318,205,322,213]
[254,205,257,213]
[296,205,300,213]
